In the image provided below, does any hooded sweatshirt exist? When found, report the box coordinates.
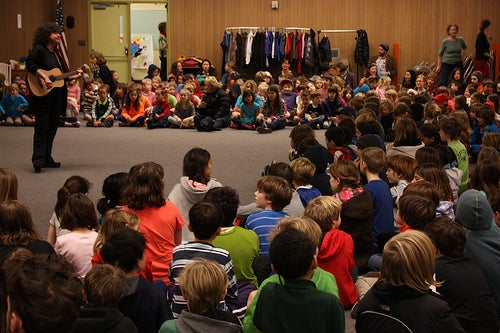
[337,189,374,268]
[146,64,160,79]
[455,189,500,317]
[352,282,465,333]
[168,177,222,243]
[159,310,242,333]
[317,229,358,308]
[72,307,138,333]
[445,167,462,203]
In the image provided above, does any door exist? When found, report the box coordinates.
[89,2,130,82]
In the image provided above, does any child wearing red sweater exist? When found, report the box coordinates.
[304,196,358,308]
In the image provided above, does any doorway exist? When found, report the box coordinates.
[88,1,167,82]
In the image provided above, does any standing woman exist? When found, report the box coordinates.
[436,24,467,87]
[158,21,168,81]
[26,22,82,172]
[474,19,494,80]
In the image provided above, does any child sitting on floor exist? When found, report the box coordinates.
[159,259,242,333]
[290,157,322,207]
[325,127,353,162]
[88,84,115,127]
[55,193,98,279]
[169,201,238,318]
[72,264,138,333]
[304,196,358,309]
[168,88,195,128]
[0,83,28,126]
[243,216,342,333]
[146,88,171,129]
[253,228,345,333]
[101,228,171,333]
[245,176,292,255]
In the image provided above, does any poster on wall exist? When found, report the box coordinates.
[131,34,154,69]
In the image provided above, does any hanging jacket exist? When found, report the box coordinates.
[304,30,315,68]
[354,29,370,67]
[319,35,332,65]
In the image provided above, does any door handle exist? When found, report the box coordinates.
[124,45,129,56]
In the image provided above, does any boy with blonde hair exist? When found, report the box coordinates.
[245,176,292,255]
[141,78,156,105]
[159,259,242,333]
[304,196,358,308]
[290,157,321,207]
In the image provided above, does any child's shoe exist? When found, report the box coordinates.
[257,126,272,134]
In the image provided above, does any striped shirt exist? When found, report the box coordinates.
[245,210,287,255]
[169,242,238,318]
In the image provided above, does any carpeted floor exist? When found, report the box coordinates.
[1,124,295,236]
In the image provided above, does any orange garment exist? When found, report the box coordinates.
[398,223,412,233]
[121,96,151,121]
[122,203,184,285]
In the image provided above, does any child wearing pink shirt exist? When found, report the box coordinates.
[55,193,98,279]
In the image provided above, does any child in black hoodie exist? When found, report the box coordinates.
[73,264,138,333]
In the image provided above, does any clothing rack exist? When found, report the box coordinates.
[317,29,357,34]
[316,29,362,78]
[283,27,310,32]
[225,26,262,31]
[316,29,359,52]
[224,26,311,32]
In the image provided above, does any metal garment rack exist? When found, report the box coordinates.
[317,29,360,75]
[316,29,358,46]
[224,26,311,32]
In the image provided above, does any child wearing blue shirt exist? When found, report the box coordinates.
[0,84,28,126]
[290,157,322,208]
[245,176,292,255]
[360,147,394,250]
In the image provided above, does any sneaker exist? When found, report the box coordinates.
[118,122,129,127]
[206,119,215,131]
[243,123,256,130]
[230,122,239,129]
[194,117,203,131]
[257,126,272,134]
[71,121,80,128]
[86,122,93,127]
[104,122,113,128]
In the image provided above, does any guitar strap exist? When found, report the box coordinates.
[54,50,66,73]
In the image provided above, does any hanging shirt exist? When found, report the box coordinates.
[245,31,255,65]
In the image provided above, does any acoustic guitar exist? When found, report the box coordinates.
[27,66,85,97]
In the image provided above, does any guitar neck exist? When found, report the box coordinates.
[52,70,79,81]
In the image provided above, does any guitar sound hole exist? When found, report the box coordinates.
[49,76,57,82]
